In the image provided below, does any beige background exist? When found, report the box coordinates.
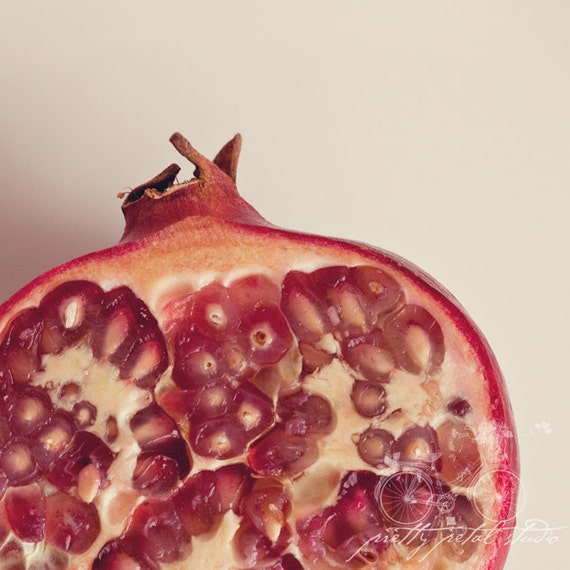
[1,1,568,568]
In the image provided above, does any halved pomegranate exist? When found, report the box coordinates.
[0,132,518,569]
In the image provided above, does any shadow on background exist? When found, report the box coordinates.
[0,141,121,304]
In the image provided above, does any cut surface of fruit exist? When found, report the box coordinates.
[0,133,518,569]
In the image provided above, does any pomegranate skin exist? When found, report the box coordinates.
[0,133,518,569]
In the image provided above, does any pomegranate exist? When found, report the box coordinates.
[0,132,518,569]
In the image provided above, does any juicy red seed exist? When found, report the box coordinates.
[130,404,180,451]
[241,485,291,541]
[394,425,441,470]
[5,484,45,542]
[9,386,53,436]
[441,494,484,561]
[351,381,387,417]
[173,332,226,388]
[0,308,44,385]
[342,330,394,382]
[45,492,100,554]
[30,411,76,470]
[281,271,334,343]
[130,404,191,477]
[191,418,249,460]
[384,304,445,375]
[229,274,282,311]
[351,265,404,324]
[298,342,334,373]
[94,537,160,570]
[96,287,167,382]
[1,438,39,486]
[375,471,442,529]
[447,397,472,417]
[133,454,180,495]
[233,382,275,436]
[173,470,221,536]
[233,521,281,567]
[190,281,240,339]
[0,538,25,567]
[248,428,318,477]
[190,381,235,422]
[122,338,168,388]
[39,280,104,353]
[72,400,97,429]
[278,391,334,436]
[241,305,293,365]
[214,463,253,513]
[356,428,394,468]
[48,431,115,491]
[127,499,190,563]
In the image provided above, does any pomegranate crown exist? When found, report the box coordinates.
[120,133,265,242]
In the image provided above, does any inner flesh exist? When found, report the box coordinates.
[0,266,510,569]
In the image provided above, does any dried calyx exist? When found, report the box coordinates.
[0,133,518,569]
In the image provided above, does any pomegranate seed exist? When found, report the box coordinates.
[5,484,45,542]
[190,381,234,423]
[447,396,472,417]
[351,381,387,418]
[342,331,395,382]
[190,281,239,339]
[96,287,167,387]
[1,438,39,486]
[281,272,334,343]
[173,332,226,388]
[394,425,442,471]
[39,280,104,353]
[437,419,482,485]
[105,414,119,444]
[356,428,394,468]
[132,454,180,495]
[0,538,25,568]
[229,274,281,311]
[248,427,318,477]
[30,410,76,471]
[126,499,190,563]
[241,485,291,542]
[9,386,53,436]
[278,391,334,436]
[351,265,404,325]
[233,520,281,566]
[375,471,448,542]
[71,400,97,429]
[45,492,100,553]
[440,494,484,562]
[214,463,253,513]
[298,342,334,373]
[173,470,222,536]
[0,308,44,384]
[240,305,293,366]
[233,382,275,436]
[48,431,115,491]
[130,404,180,451]
[94,536,160,570]
[384,304,445,375]
[130,404,191,477]
[191,418,249,459]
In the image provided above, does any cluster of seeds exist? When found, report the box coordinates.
[0,266,488,568]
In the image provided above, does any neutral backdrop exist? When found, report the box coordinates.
[1,1,568,568]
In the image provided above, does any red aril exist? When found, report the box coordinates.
[0,132,518,569]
